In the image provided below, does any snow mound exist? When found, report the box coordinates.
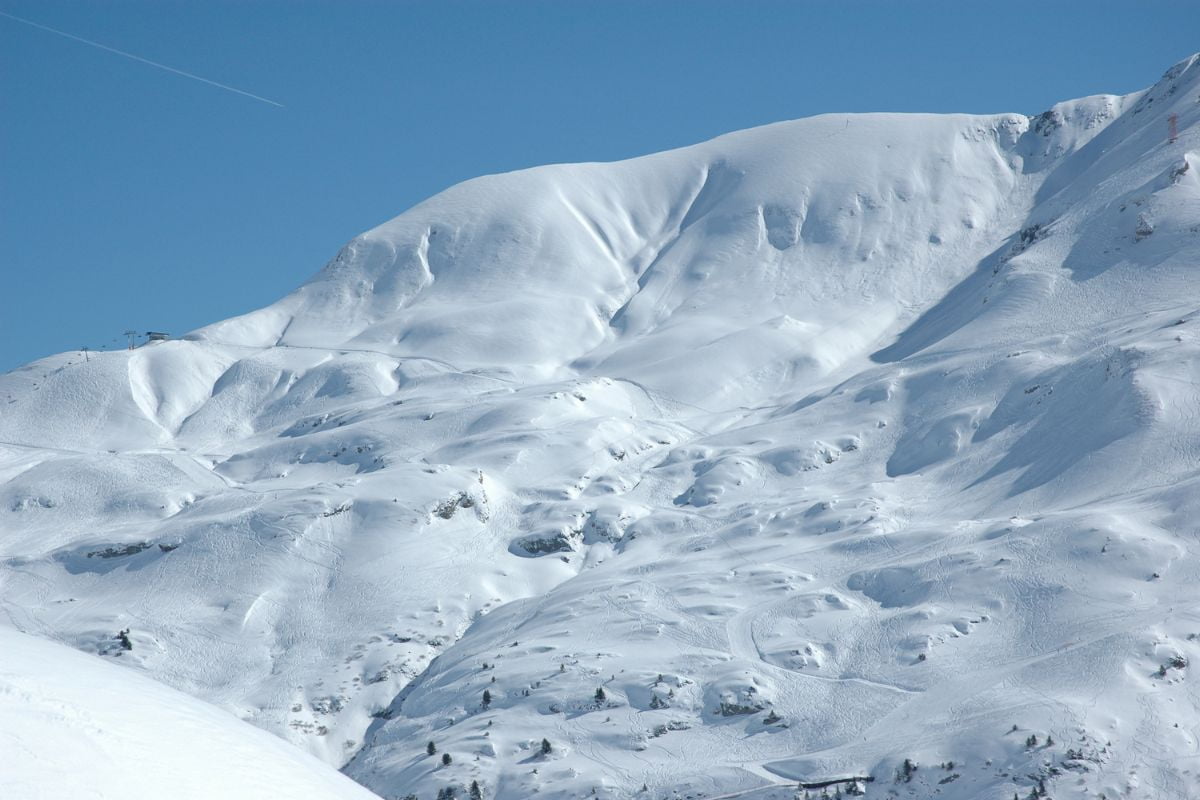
[0,626,379,800]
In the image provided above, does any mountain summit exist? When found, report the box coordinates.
[3,54,1200,800]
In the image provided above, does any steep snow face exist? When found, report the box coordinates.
[0,628,380,800]
[2,54,1200,800]
[197,110,1044,400]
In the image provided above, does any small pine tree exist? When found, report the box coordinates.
[594,687,606,703]
[427,740,437,756]
[482,689,491,708]
[470,779,483,800]
[541,737,552,755]
[442,752,452,766]
[1026,734,1038,748]
[1046,735,1054,747]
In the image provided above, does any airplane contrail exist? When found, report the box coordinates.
[0,10,284,107]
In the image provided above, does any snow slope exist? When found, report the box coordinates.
[0,627,380,800]
[3,54,1200,800]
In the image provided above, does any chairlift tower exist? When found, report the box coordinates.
[123,330,139,350]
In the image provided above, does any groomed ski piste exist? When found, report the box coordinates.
[3,54,1200,800]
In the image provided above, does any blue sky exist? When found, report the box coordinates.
[2,0,1197,372]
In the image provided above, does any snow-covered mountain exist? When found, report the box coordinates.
[3,54,1200,800]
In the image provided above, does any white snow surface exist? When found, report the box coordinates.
[3,54,1200,800]
[0,627,379,799]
